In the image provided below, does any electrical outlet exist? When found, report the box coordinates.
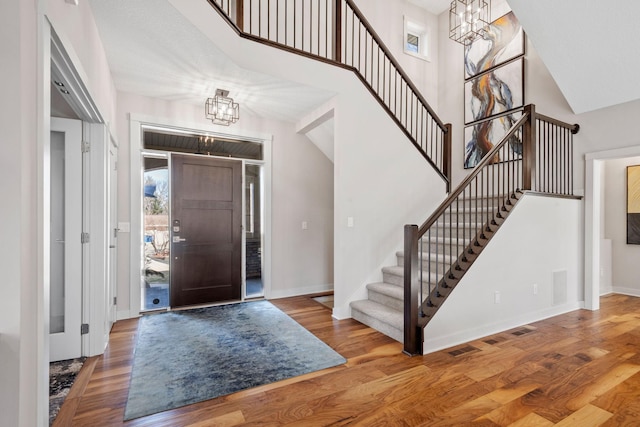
[302,221,308,230]
[347,217,354,228]
[533,283,538,295]
[494,291,501,304]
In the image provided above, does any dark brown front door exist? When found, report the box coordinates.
[170,154,242,308]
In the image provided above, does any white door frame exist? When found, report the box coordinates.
[49,118,83,362]
[128,116,273,318]
[82,122,114,356]
[585,144,640,310]
[37,14,113,426]
[107,134,119,331]
[49,25,113,357]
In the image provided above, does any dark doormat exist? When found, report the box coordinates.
[49,357,86,425]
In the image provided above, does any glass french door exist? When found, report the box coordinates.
[50,117,83,362]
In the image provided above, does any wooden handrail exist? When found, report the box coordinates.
[417,113,529,235]
[343,0,446,130]
[535,113,580,134]
[404,104,580,355]
[205,0,451,187]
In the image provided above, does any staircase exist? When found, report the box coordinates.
[205,1,580,355]
[207,0,451,188]
[350,193,522,342]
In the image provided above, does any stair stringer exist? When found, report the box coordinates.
[350,193,522,343]
[418,191,524,325]
[420,193,583,354]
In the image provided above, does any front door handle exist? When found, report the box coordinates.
[172,236,187,243]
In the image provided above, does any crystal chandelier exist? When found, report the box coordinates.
[449,0,491,46]
[205,89,239,125]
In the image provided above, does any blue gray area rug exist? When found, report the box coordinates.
[124,300,346,420]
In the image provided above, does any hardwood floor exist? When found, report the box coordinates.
[61,294,640,426]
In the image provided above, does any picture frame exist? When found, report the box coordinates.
[464,111,522,169]
[464,11,525,80]
[465,57,524,125]
[627,165,640,244]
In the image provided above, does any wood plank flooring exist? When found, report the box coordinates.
[63,294,640,426]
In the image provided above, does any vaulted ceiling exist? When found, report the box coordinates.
[87,0,336,124]
[83,0,639,128]
[508,0,640,114]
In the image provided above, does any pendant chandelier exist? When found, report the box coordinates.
[205,89,239,125]
[449,0,491,46]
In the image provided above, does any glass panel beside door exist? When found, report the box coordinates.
[142,156,170,311]
[245,163,264,298]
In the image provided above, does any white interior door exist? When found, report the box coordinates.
[50,117,83,362]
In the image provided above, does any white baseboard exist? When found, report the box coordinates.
[117,310,142,321]
[332,305,351,320]
[116,310,131,321]
[612,287,640,298]
[423,301,584,355]
[268,283,333,300]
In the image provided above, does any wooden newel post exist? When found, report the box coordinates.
[403,225,422,356]
[443,123,452,193]
[236,0,244,31]
[334,0,342,62]
[522,104,536,191]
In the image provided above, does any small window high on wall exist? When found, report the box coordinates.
[404,17,430,62]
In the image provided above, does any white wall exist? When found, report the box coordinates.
[424,195,583,353]
[1,1,42,425]
[439,0,640,193]
[0,2,118,424]
[436,0,640,320]
[604,156,640,296]
[45,0,117,127]
[352,0,439,109]
[332,88,447,318]
[171,0,448,318]
[115,92,334,313]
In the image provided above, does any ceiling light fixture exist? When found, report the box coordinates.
[449,0,491,46]
[205,89,239,126]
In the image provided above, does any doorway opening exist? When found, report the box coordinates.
[585,145,640,310]
[139,127,266,312]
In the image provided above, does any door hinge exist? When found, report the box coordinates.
[113,296,117,305]
[81,232,90,244]
[81,323,89,335]
[82,141,90,153]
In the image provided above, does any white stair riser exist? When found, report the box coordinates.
[368,288,404,311]
[382,271,435,287]
[396,254,454,273]
[420,238,470,252]
[444,208,501,222]
[432,225,483,238]
[351,308,403,342]
[421,240,470,253]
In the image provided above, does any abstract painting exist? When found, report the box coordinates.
[465,57,523,124]
[464,11,524,79]
[464,112,522,169]
[628,165,640,244]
